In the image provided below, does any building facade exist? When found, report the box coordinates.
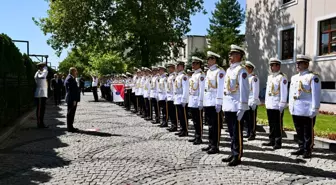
[246,0,336,103]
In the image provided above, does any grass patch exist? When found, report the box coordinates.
[257,106,336,139]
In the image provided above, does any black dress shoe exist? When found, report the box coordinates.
[222,155,233,162]
[243,135,250,138]
[247,135,256,141]
[168,127,177,132]
[159,123,168,127]
[291,149,304,155]
[273,145,282,150]
[68,128,79,133]
[145,118,152,121]
[303,151,312,158]
[188,138,196,142]
[207,148,219,154]
[178,132,188,137]
[228,158,241,166]
[262,142,274,146]
[175,131,182,135]
[202,146,211,151]
[193,139,203,145]
[37,125,49,129]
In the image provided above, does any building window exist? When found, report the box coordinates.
[283,0,293,4]
[319,17,336,56]
[281,28,294,60]
[321,81,336,90]
[183,46,186,58]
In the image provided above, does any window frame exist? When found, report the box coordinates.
[280,0,298,9]
[319,18,336,56]
[277,25,297,64]
[314,13,336,62]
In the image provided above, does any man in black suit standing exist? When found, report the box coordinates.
[64,67,81,132]
[51,74,63,106]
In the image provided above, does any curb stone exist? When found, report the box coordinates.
[256,124,336,153]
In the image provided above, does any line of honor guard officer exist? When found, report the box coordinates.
[117,45,321,166]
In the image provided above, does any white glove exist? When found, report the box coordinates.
[310,110,317,118]
[199,106,203,111]
[43,66,48,71]
[237,110,245,121]
[182,103,186,107]
[279,106,285,113]
[215,104,221,113]
[251,104,257,111]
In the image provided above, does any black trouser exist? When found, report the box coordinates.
[100,86,105,99]
[144,98,151,118]
[125,89,132,110]
[204,106,222,149]
[135,95,141,112]
[293,115,316,153]
[81,88,85,95]
[267,109,284,146]
[105,86,111,101]
[176,104,188,132]
[225,112,243,159]
[139,96,145,114]
[167,101,177,128]
[36,97,47,127]
[151,98,159,120]
[53,89,61,105]
[190,108,203,140]
[92,86,98,102]
[131,92,136,110]
[67,101,77,130]
[158,100,168,124]
[242,106,258,137]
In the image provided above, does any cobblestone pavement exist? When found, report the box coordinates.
[0,93,335,185]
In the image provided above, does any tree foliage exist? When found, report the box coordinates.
[34,0,205,67]
[207,0,244,66]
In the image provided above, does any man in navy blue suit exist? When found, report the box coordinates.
[64,67,81,132]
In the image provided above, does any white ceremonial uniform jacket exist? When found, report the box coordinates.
[150,75,158,99]
[203,64,225,107]
[289,70,321,117]
[140,76,146,96]
[131,75,137,93]
[143,76,151,98]
[166,72,176,101]
[265,72,288,110]
[188,69,205,108]
[222,62,249,112]
[135,76,142,96]
[174,71,189,105]
[248,73,261,107]
[157,74,167,101]
[34,67,49,98]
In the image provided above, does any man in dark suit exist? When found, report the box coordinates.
[64,67,81,132]
[51,74,63,106]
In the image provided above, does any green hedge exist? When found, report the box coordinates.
[0,34,39,127]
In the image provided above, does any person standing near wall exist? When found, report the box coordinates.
[34,62,49,128]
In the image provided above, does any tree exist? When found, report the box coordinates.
[34,0,205,67]
[207,0,244,67]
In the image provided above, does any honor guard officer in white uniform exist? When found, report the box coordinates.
[289,55,321,158]
[131,68,138,112]
[188,56,206,145]
[34,62,49,128]
[150,67,160,123]
[263,58,288,149]
[134,68,142,113]
[166,63,178,132]
[202,51,225,154]
[142,68,152,120]
[242,61,260,141]
[174,60,189,137]
[139,68,147,117]
[157,66,168,127]
[222,45,249,166]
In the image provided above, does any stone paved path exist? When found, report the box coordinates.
[0,93,335,185]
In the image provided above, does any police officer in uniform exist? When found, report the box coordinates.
[166,63,178,132]
[289,55,321,158]
[174,60,189,137]
[143,68,152,120]
[133,69,142,113]
[34,62,49,128]
[131,68,138,112]
[188,56,206,145]
[124,72,133,110]
[157,66,168,127]
[150,67,160,123]
[139,68,147,117]
[262,58,288,149]
[202,51,225,154]
[242,61,260,140]
[222,45,249,166]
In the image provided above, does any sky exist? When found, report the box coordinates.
[0,0,246,68]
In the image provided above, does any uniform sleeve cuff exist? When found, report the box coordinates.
[238,102,248,110]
